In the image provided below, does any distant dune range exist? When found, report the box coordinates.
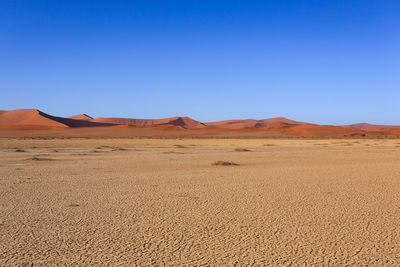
[0,108,399,137]
[344,123,400,131]
[92,116,206,129]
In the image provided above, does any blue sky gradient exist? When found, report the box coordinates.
[1,0,399,124]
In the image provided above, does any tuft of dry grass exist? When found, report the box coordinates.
[68,203,80,207]
[15,149,26,152]
[97,145,112,149]
[26,157,54,161]
[234,148,252,152]
[174,145,186,148]
[213,161,239,166]
[92,150,108,153]
[112,147,128,151]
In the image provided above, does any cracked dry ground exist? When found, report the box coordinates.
[1,138,400,265]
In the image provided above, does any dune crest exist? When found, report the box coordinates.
[205,117,310,129]
[1,108,399,137]
[92,116,206,129]
[0,109,68,128]
[68,114,93,121]
[0,109,115,129]
[344,123,400,131]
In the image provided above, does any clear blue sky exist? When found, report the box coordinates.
[1,0,399,124]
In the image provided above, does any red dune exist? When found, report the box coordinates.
[68,114,93,121]
[206,117,310,129]
[206,119,260,129]
[284,125,364,137]
[0,109,68,128]
[0,124,65,130]
[344,123,400,131]
[205,119,363,137]
[0,109,115,129]
[205,118,366,137]
[0,108,399,137]
[92,116,206,129]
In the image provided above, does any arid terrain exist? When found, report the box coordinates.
[1,109,400,138]
[1,138,400,265]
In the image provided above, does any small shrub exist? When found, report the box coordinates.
[112,147,127,151]
[234,148,251,152]
[27,157,54,161]
[213,161,239,166]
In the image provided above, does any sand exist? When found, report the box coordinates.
[3,109,400,136]
[68,114,94,121]
[92,116,206,129]
[1,138,400,265]
[0,109,115,129]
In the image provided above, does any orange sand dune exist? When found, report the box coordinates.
[1,108,399,137]
[259,117,310,125]
[68,114,93,121]
[206,118,367,136]
[206,117,311,130]
[0,125,372,138]
[206,119,260,129]
[92,116,206,129]
[0,109,68,128]
[344,123,400,131]
[285,124,364,137]
[0,124,63,131]
[0,109,115,128]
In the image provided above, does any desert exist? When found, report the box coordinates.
[2,1,399,265]
[1,109,400,139]
[1,137,400,265]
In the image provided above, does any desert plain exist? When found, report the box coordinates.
[1,137,400,265]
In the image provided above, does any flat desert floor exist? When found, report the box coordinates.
[1,138,400,265]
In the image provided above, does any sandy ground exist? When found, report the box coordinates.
[1,138,400,265]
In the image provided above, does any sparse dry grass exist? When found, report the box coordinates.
[234,148,251,152]
[213,160,239,166]
[112,147,128,151]
[25,156,54,161]
[174,144,186,148]
[163,151,185,154]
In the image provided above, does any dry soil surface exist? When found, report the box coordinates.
[1,138,400,265]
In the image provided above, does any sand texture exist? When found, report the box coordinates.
[2,109,400,137]
[1,138,400,265]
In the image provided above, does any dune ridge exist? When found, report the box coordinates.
[0,109,116,129]
[68,114,93,121]
[92,116,206,129]
[206,117,311,129]
[0,108,399,137]
[344,123,400,131]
